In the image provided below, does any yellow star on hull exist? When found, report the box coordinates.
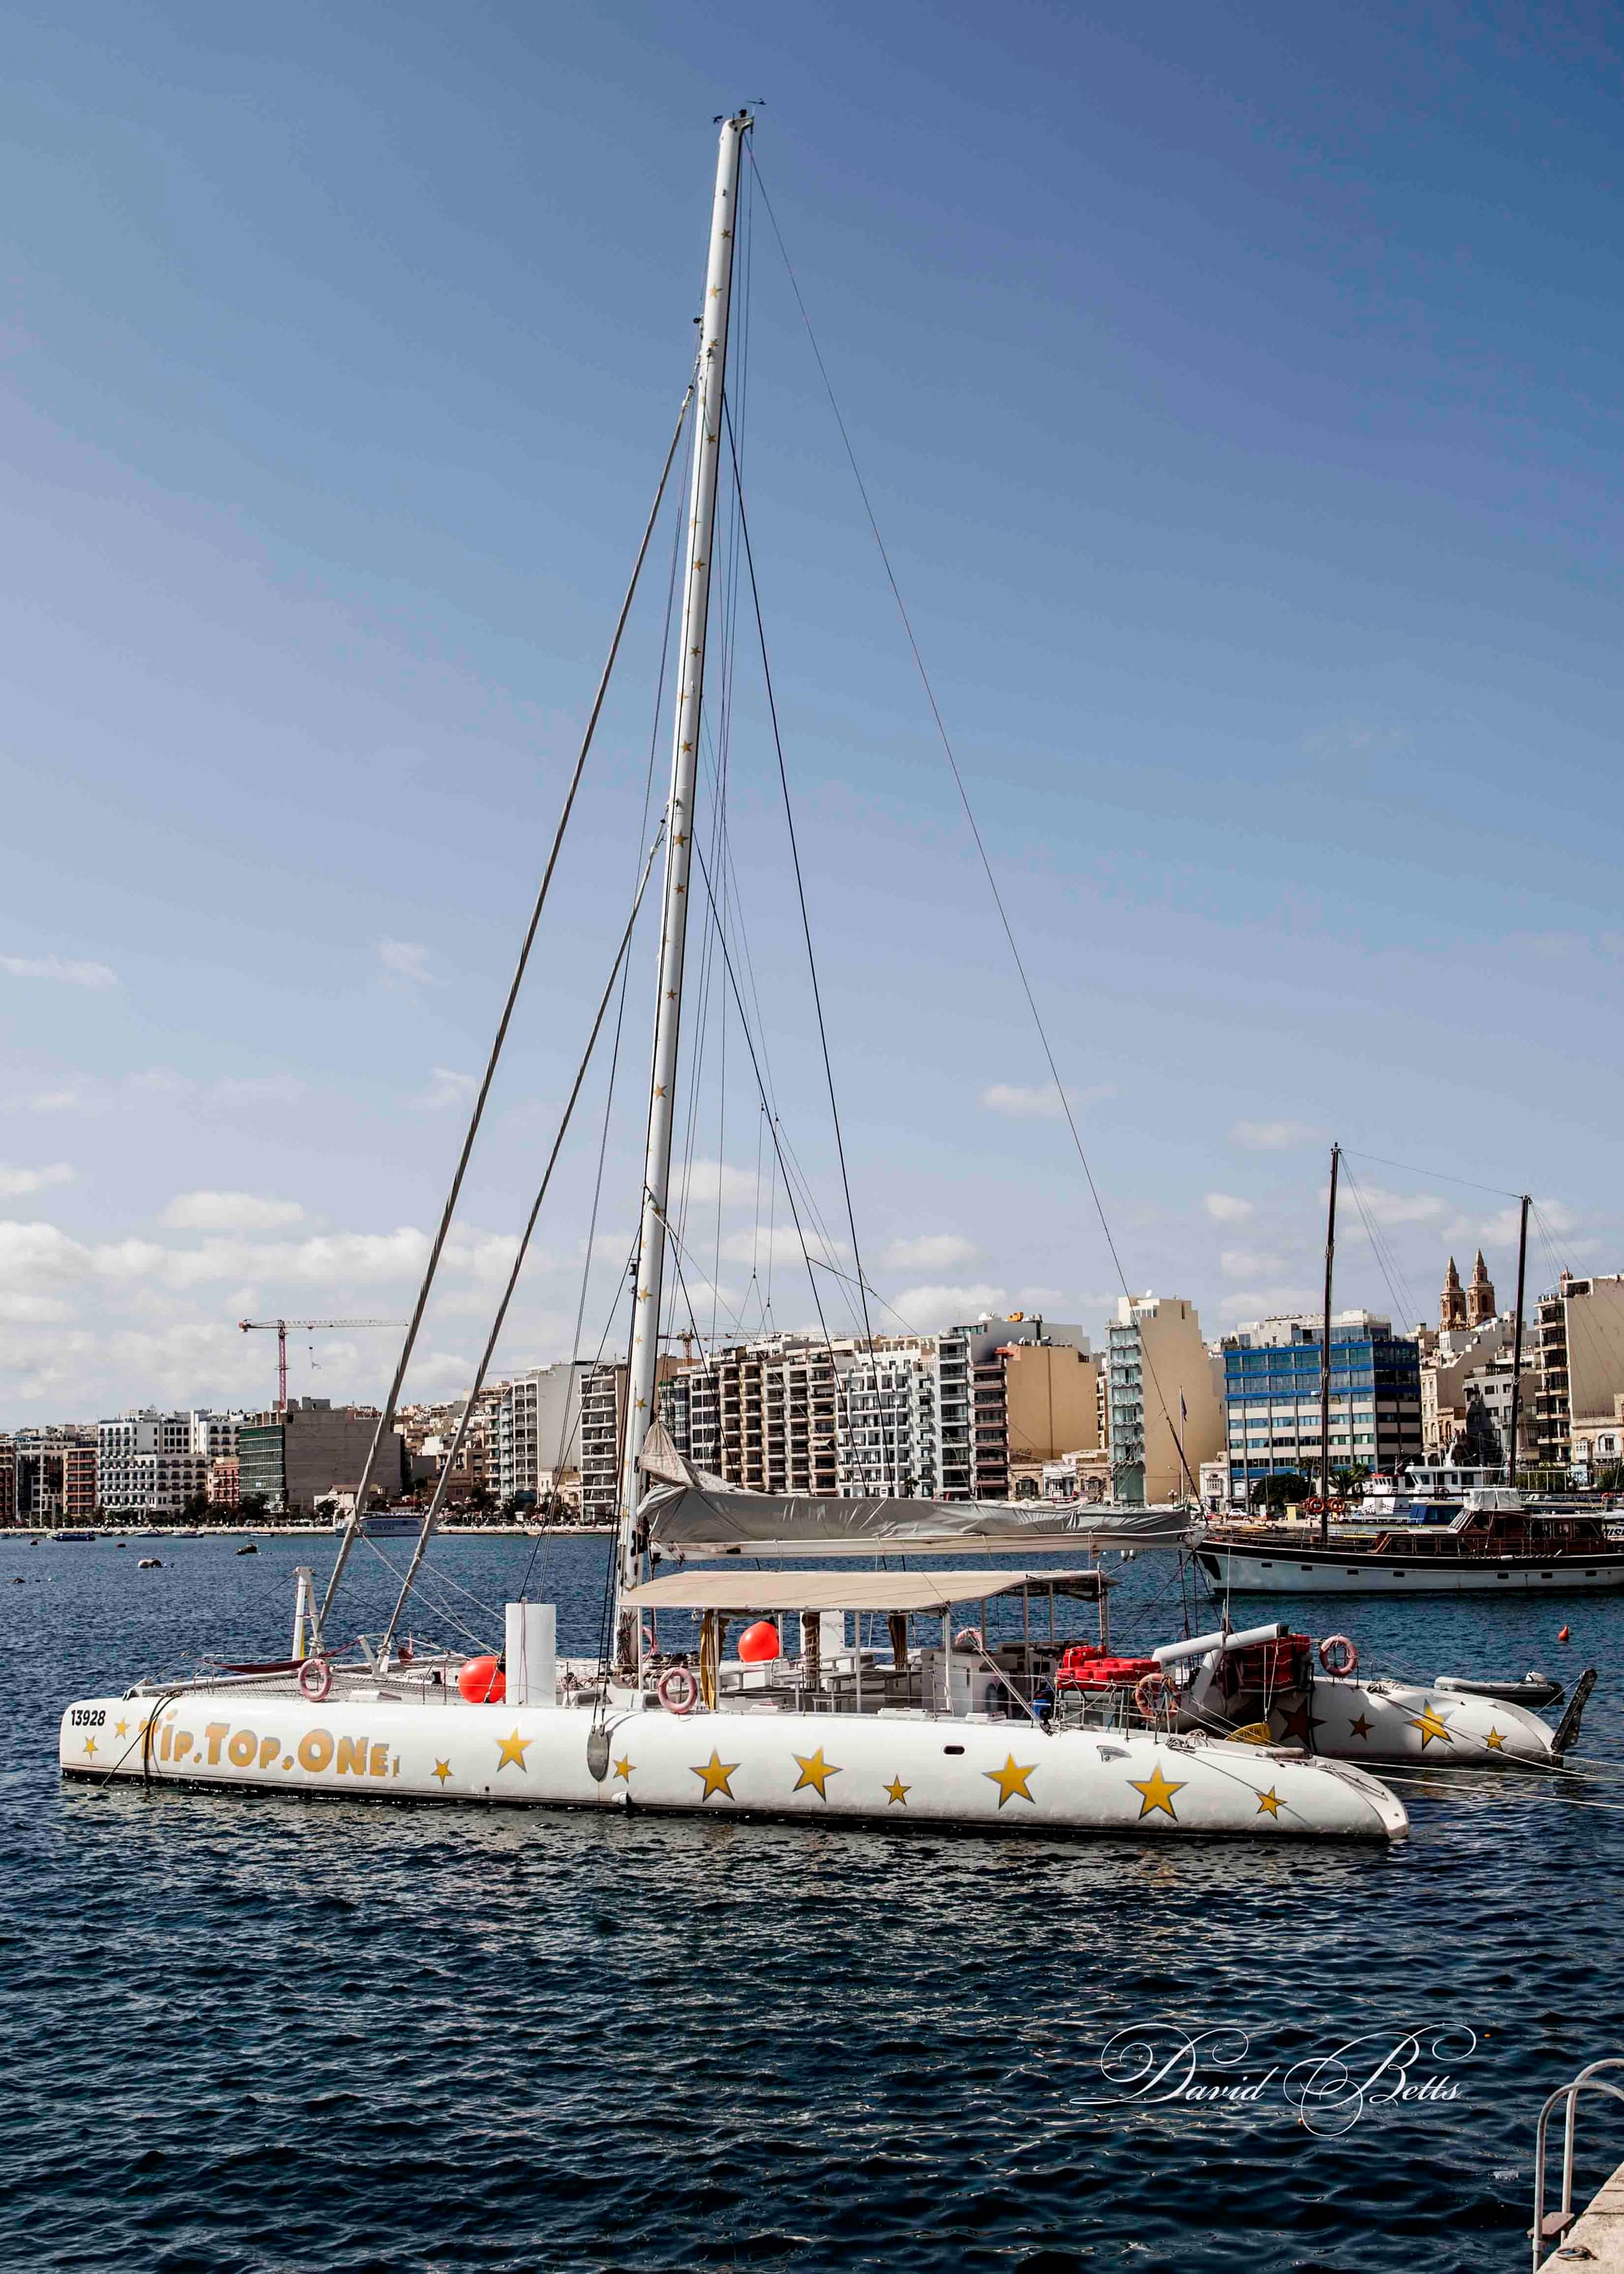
[791,1748,840,1799]
[984,1754,1038,1808]
[495,1728,533,1772]
[691,1749,740,1801]
[1128,1762,1186,1820]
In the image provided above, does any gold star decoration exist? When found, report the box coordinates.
[691,1749,739,1801]
[1129,1762,1186,1821]
[82,1735,98,1757]
[432,1759,452,1786]
[612,1756,633,1781]
[1255,1787,1283,1818]
[1484,1727,1506,1752]
[114,1719,129,1737]
[1348,1714,1372,1740]
[983,1754,1038,1808]
[1409,1705,1453,1749]
[883,1775,909,1805]
[496,1729,533,1773]
[791,1748,840,1799]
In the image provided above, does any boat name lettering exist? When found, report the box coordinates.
[149,1718,391,1778]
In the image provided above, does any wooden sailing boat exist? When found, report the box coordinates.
[58,115,1406,1842]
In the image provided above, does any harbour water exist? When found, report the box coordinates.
[6,1532,1621,2271]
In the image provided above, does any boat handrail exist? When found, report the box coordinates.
[1531,2056,1624,2269]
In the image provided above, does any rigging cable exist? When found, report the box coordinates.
[317,382,696,1641]
[723,396,892,1494]
[747,153,1197,1497]
[378,822,669,1654]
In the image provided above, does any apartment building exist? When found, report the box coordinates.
[657,1316,1093,1507]
[236,1398,408,1515]
[14,1428,97,1524]
[97,1408,245,1519]
[489,1361,592,1506]
[0,1436,14,1525]
[1535,1273,1624,1472]
[1221,1311,1423,1505]
[1108,1295,1224,1504]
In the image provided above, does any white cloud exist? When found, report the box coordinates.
[413,1067,477,1111]
[0,1290,71,1322]
[6,1069,305,1116]
[882,1231,976,1270]
[680,1159,758,1208]
[0,953,118,990]
[981,1081,1116,1120]
[1218,1286,1319,1322]
[0,1162,75,1198]
[207,1074,306,1109]
[1203,1192,1254,1223]
[379,938,435,988]
[0,1217,518,1296]
[891,1281,1009,1333]
[1350,1185,1445,1226]
[1462,1198,1576,1247]
[160,1191,308,1232]
[1220,1247,1286,1279]
[719,1226,847,1269]
[1229,1119,1321,1151]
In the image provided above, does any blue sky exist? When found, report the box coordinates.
[2,1,1620,1420]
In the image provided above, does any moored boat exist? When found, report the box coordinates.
[55,115,1411,1852]
[1193,1489,1624,1594]
[59,1564,1406,1840]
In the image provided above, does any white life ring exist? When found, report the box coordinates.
[655,1665,701,1715]
[1134,1671,1174,1720]
[1319,1632,1358,1677]
[953,1627,985,1652]
[298,1654,333,1702]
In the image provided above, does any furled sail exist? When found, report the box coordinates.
[637,1424,1191,1553]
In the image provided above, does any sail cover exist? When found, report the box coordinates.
[637,1429,1190,1554]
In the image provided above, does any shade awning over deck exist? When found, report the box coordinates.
[620,1566,1104,1615]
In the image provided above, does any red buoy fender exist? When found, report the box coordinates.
[457,1654,505,1704]
[737,1619,780,1664]
[953,1627,985,1652]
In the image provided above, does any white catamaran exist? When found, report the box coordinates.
[61,114,1408,1844]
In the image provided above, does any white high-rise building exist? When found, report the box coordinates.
[97,1409,247,1517]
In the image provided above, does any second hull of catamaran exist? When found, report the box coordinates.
[60,1688,1407,1841]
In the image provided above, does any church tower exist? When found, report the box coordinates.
[1466,1249,1497,1326]
[1440,1256,1467,1330]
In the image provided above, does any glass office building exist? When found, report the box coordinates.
[1222,1313,1422,1506]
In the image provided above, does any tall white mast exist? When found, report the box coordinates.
[615,111,750,1639]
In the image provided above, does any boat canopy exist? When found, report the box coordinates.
[620,1566,1106,1615]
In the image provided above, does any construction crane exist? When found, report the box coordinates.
[238,1318,404,1412]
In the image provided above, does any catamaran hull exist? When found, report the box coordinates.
[59,1693,1406,1841]
[1194,1542,1624,1595]
[1307,1678,1557,1765]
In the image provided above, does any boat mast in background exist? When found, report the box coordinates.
[1318,1140,1341,1545]
[615,110,752,1654]
[1507,1190,1531,1486]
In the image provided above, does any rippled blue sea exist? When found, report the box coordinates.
[3,1530,1622,2273]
